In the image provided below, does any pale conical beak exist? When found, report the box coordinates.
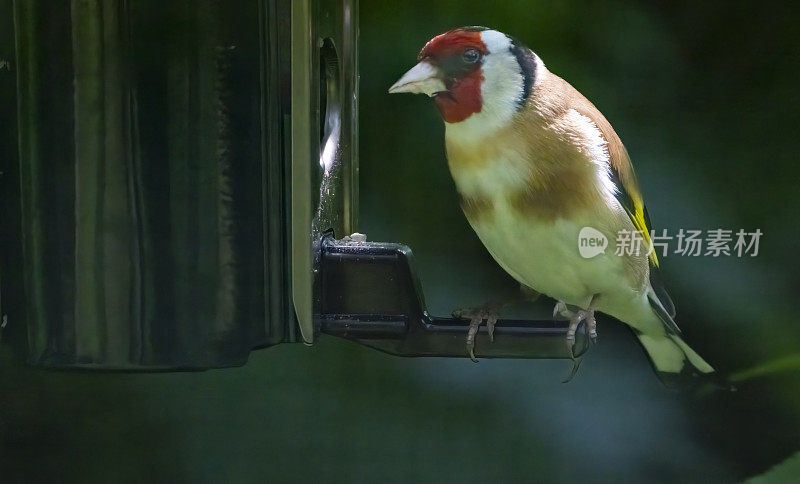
[388,61,446,97]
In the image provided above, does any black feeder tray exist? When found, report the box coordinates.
[317,235,588,360]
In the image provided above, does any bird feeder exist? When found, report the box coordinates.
[0,0,586,370]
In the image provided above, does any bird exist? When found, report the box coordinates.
[388,26,715,382]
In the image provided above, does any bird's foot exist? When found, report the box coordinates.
[554,298,600,382]
[452,302,503,362]
[553,301,598,353]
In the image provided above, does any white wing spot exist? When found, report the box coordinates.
[566,109,618,202]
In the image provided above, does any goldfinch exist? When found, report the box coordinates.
[389,26,715,380]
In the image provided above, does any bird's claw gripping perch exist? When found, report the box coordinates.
[554,300,599,351]
[554,301,595,382]
[453,304,502,362]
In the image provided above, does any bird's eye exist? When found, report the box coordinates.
[462,48,481,64]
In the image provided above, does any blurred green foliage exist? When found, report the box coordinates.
[747,451,800,484]
[2,0,800,482]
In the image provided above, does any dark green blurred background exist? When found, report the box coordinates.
[2,0,800,482]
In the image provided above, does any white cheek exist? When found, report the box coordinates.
[445,31,525,143]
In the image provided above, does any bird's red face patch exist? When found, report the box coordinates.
[419,29,489,123]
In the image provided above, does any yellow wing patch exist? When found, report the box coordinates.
[628,199,659,268]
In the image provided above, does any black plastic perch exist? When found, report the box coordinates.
[316,235,589,359]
